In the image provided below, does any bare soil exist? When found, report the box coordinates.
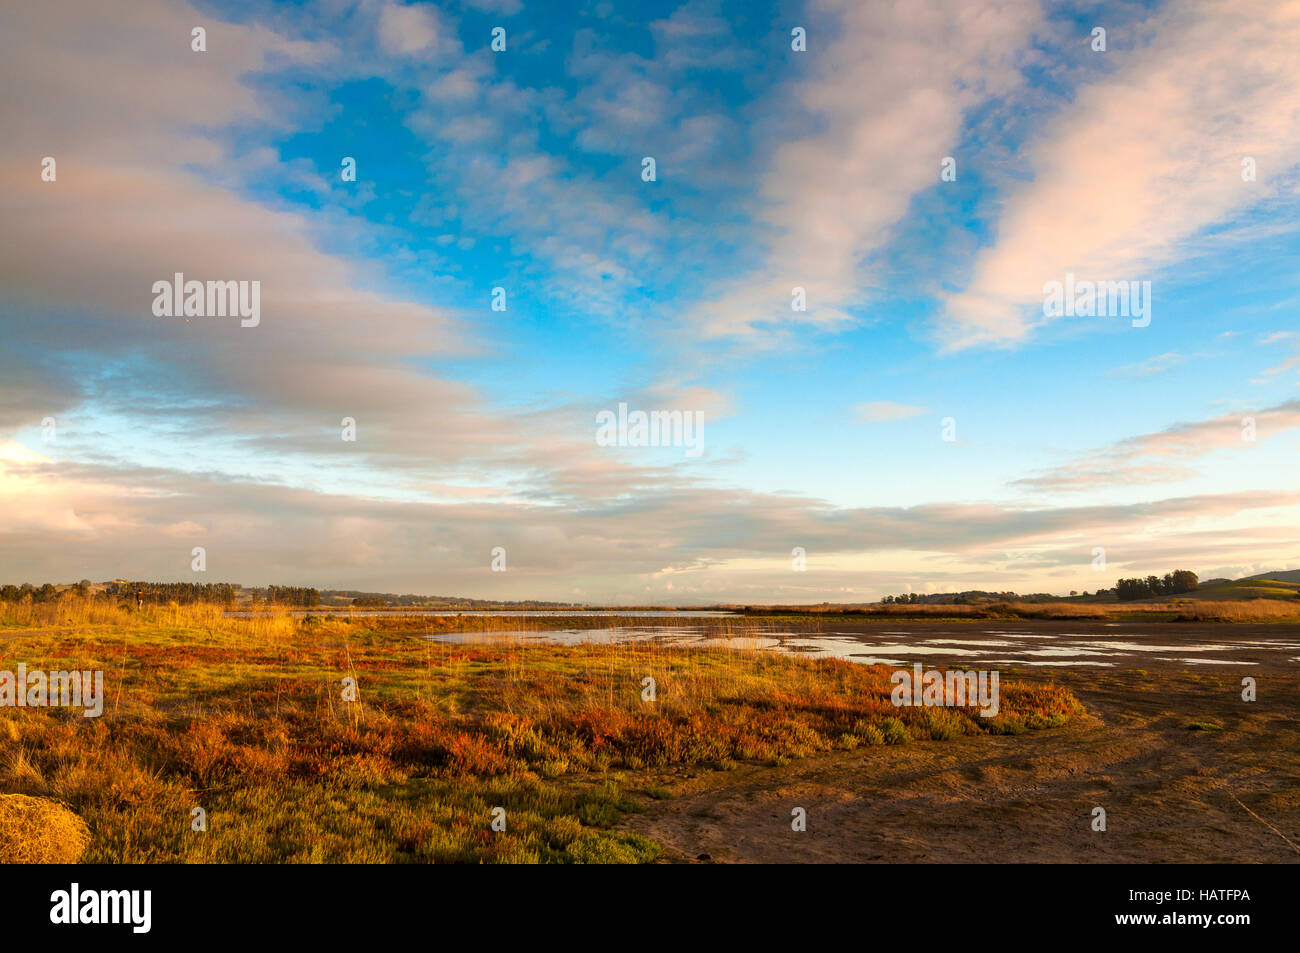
[622,653,1300,863]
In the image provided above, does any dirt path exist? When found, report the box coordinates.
[622,669,1300,863]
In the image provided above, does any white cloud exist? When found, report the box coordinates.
[1013,400,1300,492]
[684,0,1043,344]
[855,401,930,422]
[1107,352,1186,378]
[6,443,1299,601]
[940,0,1300,349]
[462,0,523,15]
[1260,331,1297,345]
[377,2,441,56]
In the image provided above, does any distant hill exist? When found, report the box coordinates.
[1072,570,1300,604]
[874,569,1300,606]
[317,589,581,609]
[1243,569,1300,584]
[1169,576,1300,602]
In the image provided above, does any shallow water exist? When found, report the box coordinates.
[425,622,1300,670]
[227,609,736,618]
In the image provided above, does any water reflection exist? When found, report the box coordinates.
[425,624,1299,669]
[227,609,736,619]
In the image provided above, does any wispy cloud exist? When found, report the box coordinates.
[854,401,930,422]
[683,0,1043,345]
[377,1,444,56]
[1107,352,1186,378]
[6,444,1298,600]
[940,0,1300,349]
[1013,400,1300,492]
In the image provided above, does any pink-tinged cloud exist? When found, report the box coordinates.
[684,0,1043,345]
[855,401,930,422]
[1014,400,1300,492]
[5,444,1299,602]
[940,0,1300,349]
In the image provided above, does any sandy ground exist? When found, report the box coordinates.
[621,654,1300,863]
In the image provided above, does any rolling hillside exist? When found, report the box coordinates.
[1243,569,1300,585]
[1168,576,1300,602]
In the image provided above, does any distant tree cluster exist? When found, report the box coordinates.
[0,581,243,605]
[0,583,62,602]
[881,590,1051,605]
[321,589,579,609]
[1114,570,1199,601]
[265,585,321,607]
[105,581,239,606]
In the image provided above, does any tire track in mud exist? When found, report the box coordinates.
[622,670,1300,863]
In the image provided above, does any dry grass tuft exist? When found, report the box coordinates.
[0,793,91,863]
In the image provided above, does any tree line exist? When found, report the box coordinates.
[878,570,1199,605]
[1114,570,1199,601]
[881,589,1060,605]
[0,582,64,602]
[0,581,320,607]
[103,581,239,605]
[264,585,321,607]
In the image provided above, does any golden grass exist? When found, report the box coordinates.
[0,596,300,640]
[0,600,1082,863]
[1168,600,1300,622]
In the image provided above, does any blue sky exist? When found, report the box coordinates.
[1,0,1298,602]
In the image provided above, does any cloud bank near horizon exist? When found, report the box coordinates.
[2,0,1297,601]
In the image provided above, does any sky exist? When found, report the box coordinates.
[1,0,1298,604]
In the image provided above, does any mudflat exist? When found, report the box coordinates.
[746,619,1300,671]
[428,617,1300,672]
[622,663,1300,863]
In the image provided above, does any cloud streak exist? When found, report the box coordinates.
[5,445,1298,601]
[941,0,1300,349]
[1013,400,1300,492]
